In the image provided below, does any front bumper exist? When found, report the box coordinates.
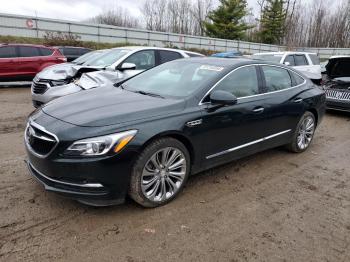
[31,82,82,107]
[326,99,350,112]
[26,160,110,197]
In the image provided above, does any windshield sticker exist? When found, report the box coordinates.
[199,65,224,71]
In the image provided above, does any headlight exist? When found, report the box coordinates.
[50,80,70,86]
[64,130,137,156]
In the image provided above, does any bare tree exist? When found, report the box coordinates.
[90,6,139,28]
[191,0,213,35]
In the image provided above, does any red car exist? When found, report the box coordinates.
[0,44,66,81]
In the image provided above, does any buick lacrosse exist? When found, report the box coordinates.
[25,58,326,207]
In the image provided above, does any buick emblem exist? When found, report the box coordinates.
[336,92,342,99]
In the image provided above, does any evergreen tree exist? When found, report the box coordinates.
[204,0,252,40]
[259,0,287,44]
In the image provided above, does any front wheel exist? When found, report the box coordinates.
[287,111,316,153]
[129,138,190,207]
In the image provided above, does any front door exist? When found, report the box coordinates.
[121,50,156,78]
[198,65,270,167]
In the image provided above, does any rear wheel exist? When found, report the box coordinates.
[129,138,190,207]
[287,111,316,153]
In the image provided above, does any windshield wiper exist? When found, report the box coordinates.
[134,90,164,98]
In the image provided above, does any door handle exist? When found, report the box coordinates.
[293,98,303,103]
[252,107,264,113]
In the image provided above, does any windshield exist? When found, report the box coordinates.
[72,50,101,64]
[252,54,282,63]
[85,49,130,67]
[122,61,224,98]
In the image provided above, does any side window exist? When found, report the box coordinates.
[124,50,156,70]
[19,46,40,57]
[308,54,320,65]
[65,48,80,56]
[0,46,17,58]
[291,72,305,85]
[284,55,295,66]
[214,66,259,98]
[262,66,292,92]
[39,48,54,56]
[159,51,182,64]
[294,55,308,66]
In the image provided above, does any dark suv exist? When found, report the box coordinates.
[55,46,92,62]
[0,44,66,81]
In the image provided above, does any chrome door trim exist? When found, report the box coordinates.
[199,64,306,105]
[206,129,291,159]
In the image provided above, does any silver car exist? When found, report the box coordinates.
[31,46,203,107]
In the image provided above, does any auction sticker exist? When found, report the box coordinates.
[199,65,224,71]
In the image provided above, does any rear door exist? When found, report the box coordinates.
[0,45,18,79]
[258,65,305,145]
[17,46,41,77]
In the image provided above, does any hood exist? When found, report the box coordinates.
[77,70,125,90]
[42,87,185,127]
[36,64,104,81]
[326,57,350,78]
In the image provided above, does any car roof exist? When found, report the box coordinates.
[0,43,55,49]
[253,51,317,55]
[178,57,261,67]
[54,46,92,49]
[329,55,350,59]
[110,46,203,55]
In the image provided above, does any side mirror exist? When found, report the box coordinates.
[210,90,237,106]
[119,62,136,71]
[284,61,291,66]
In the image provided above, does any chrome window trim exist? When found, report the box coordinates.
[206,129,291,159]
[24,120,59,158]
[28,162,104,188]
[199,63,306,105]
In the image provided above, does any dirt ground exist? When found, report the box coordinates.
[0,87,349,262]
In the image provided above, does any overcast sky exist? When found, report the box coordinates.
[0,0,262,22]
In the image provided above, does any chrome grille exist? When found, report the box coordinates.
[25,122,58,157]
[32,79,50,94]
[325,89,350,101]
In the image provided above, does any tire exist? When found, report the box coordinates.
[129,137,190,208]
[287,111,316,153]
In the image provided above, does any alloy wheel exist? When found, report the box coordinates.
[297,116,315,150]
[141,147,187,202]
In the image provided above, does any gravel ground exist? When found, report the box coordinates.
[0,87,349,262]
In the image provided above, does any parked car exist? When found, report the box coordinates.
[323,56,350,112]
[25,58,326,207]
[211,50,242,58]
[0,43,66,81]
[31,49,108,107]
[55,46,92,62]
[31,46,204,107]
[252,52,322,84]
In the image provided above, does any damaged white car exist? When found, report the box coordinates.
[31,46,203,107]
